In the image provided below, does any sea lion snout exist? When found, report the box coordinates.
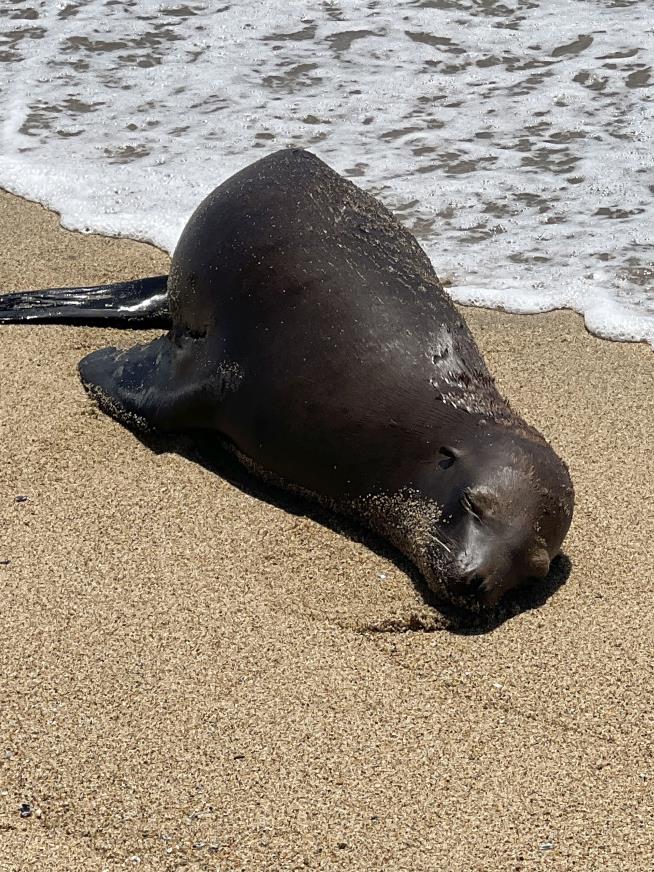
[486,545,552,607]
[454,540,552,609]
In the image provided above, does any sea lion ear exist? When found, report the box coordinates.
[438,445,460,469]
[526,546,550,579]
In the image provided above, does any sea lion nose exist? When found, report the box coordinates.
[450,570,501,608]
[460,569,502,607]
[455,544,551,609]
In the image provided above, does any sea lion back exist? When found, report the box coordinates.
[167,148,445,334]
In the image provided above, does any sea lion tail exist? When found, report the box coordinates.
[0,275,170,327]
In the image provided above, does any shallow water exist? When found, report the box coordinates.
[0,0,652,346]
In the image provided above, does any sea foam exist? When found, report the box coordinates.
[0,0,652,347]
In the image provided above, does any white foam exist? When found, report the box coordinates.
[0,0,652,347]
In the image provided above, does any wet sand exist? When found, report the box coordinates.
[1,189,652,870]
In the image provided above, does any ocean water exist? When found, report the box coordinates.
[0,0,652,347]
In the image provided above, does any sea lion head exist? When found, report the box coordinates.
[419,427,574,610]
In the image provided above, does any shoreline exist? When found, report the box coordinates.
[1,188,653,870]
[2,185,652,352]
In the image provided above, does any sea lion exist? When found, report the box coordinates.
[0,148,573,609]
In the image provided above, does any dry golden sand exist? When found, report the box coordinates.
[0,188,652,871]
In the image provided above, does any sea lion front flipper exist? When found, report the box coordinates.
[78,333,237,433]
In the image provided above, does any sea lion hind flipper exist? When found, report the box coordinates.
[0,275,170,327]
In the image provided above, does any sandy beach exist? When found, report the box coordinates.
[0,188,652,870]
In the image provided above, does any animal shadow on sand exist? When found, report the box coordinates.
[135,430,572,636]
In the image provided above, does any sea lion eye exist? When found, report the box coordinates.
[462,485,498,522]
[462,488,484,521]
